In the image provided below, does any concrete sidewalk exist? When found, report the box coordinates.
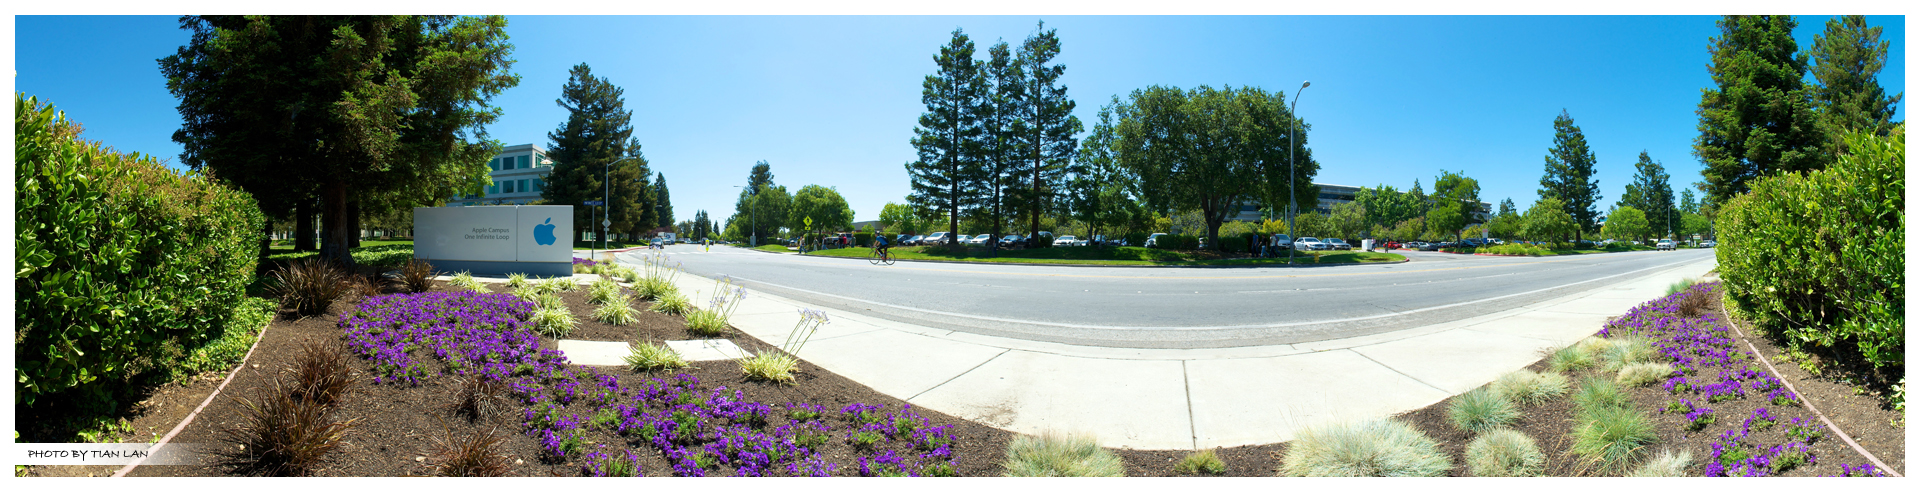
[637,253,1717,451]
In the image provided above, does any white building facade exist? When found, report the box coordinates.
[448,144,553,207]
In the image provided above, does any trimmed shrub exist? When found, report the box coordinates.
[1464,428,1545,477]
[1717,129,1903,369]
[1279,419,1450,477]
[1147,234,1200,250]
[1493,369,1570,407]
[1215,235,1248,254]
[1003,431,1125,477]
[852,231,874,248]
[1447,387,1520,434]
[16,94,265,407]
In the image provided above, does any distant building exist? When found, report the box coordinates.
[447,144,553,206]
[1227,182,1490,224]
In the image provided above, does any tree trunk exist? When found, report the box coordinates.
[260,221,274,258]
[296,198,317,252]
[348,199,362,248]
[318,180,357,270]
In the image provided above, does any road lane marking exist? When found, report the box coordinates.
[722,256,1710,331]
[750,249,1688,280]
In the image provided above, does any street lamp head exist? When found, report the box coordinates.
[1301,81,1310,89]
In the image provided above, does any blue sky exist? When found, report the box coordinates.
[14,14,1905,226]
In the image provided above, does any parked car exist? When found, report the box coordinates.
[1053,235,1079,247]
[923,231,955,245]
[1267,234,1293,253]
[1294,237,1328,251]
[1416,241,1441,251]
[1326,238,1352,250]
[1144,233,1169,248]
[1656,239,1675,251]
[1700,240,1716,247]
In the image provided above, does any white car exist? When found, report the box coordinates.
[963,234,991,245]
[1143,233,1168,248]
[1294,237,1328,251]
[1325,238,1352,250]
[1053,235,1079,247]
[923,231,954,245]
[1656,239,1675,251]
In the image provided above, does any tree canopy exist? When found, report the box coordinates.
[1008,20,1081,246]
[1602,206,1652,243]
[1114,84,1310,250]
[1521,197,1578,243]
[545,63,652,242]
[1620,151,1675,240]
[1540,109,1602,243]
[1810,15,1903,142]
[789,185,854,237]
[1693,15,1826,204]
[906,28,985,246]
[160,15,520,266]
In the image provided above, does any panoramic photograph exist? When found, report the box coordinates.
[11,5,1907,483]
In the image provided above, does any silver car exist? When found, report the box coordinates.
[1294,237,1328,251]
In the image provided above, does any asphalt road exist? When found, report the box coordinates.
[607,245,1716,349]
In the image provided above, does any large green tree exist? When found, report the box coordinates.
[1694,15,1827,204]
[1115,85,1308,250]
[1355,184,1422,232]
[1065,99,1137,247]
[1810,15,1902,143]
[607,150,655,241]
[1522,197,1578,243]
[654,173,674,229]
[1540,110,1602,243]
[1620,151,1676,239]
[545,63,648,243]
[1008,20,1082,247]
[161,15,519,267]
[1602,206,1652,244]
[1487,198,1522,240]
[877,202,924,235]
[1430,170,1481,241]
[975,41,1023,254]
[789,185,854,244]
[906,29,985,246]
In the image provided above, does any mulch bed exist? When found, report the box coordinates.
[31,274,1903,477]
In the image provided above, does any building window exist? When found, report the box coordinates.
[517,155,530,169]
[488,183,498,195]
[533,177,543,191]
[518,179,528,193]
[489,158,499,171]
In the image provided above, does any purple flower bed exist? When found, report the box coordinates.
[338,291,960,476]
[1601,282,1886,478]
[573,257,598,266]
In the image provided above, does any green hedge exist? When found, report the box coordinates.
[853,231,874,248]
[1148,234,1200,250]
[1216,235,1249,254]
[1123,232,1151,248]
[1717,129,1904,369]
[15,94,266,407]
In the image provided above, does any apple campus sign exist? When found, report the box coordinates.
[414,205,574,276]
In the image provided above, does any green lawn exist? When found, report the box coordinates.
[263,240,416,267]
[573,240,647,250]
[805,245,1403,266]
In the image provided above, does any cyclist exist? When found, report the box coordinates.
[873,234,891,262]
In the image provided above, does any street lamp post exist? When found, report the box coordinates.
[1287,80,1309,264]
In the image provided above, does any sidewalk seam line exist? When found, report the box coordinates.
[906,348,1011,402]
[1348,348,1450,395]
[1182,360,1197,450]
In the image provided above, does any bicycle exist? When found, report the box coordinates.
[867,247,896,266]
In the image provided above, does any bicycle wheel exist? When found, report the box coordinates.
[881,252,896,266]
[868,249,882,265]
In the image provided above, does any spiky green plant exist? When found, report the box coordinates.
[1599,336,1656,372]
[534,276,572,295]
[1003,431,1125,477]
[649,291,693,316]
[505,273,529,290]
[1492,369,1571,407]
[684,308,729,337]
[617,267,640,284]
[586,277,622,305]
[1615,362,1672,388]
[1447,386,1520,434]
[1573,378,1631,415]
[1569,405,1656,475]
[739,351,799,384]
[531,292,566,312]
[1628,448,1692,477]
[1548,344,1596,373]
[1173,448,1227,475]
[449,271,488,292]
[593,295,639,326]
[624,342,687,372]
[1464,428,1545,477]
[529,307,575,338]
[635,277,676,301]
[1279,419,1450,477]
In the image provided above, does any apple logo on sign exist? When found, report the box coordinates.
[534,218,558,245]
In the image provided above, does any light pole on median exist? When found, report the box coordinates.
[1287,80,1309,264]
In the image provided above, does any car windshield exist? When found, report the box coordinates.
[1300,237,1318,242]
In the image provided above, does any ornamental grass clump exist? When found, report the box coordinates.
[1615,362,1671,388]
[1569,405,1656,475]
[1464,428,1545,477]
[531,307,576,338]
[217,380,358,476]
[449,271,489,292]
[428,422,512,477]
[1492,369,1570,407]
[1628,448,1693,477]
[1279,418,1450,477]
[399,257,438,293]
[593,295,639,326]
[649,291,693,316]
[505,273,529,290]
[1598,335,1656,372]
[1572,377,1631,415]
[289,341,354,408]
[685,277,747,337]
[1547,343,1595,373]
[739,352,800,384]
[1002,431,1125,477]
[537,276,574,294]
[624,342,687,372]
[1447,386,1519,434]
[586,277,622,305]
[1173,448,1227,475]
[267,257,354,316]
[634,252,683,300]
